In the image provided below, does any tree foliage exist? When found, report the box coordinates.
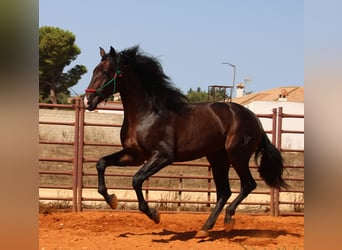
[39,26,87,103]
[186,87,208,103]
[186,86,237,103]
[208,86,229,102]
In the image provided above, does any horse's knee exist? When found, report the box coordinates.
[96,158,107,172]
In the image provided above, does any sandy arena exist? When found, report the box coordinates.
[39,211,304,249]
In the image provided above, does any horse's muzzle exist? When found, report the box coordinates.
[83,95,98,111]
[83,95,89,107]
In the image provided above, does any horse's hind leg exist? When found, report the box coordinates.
[196,150,231,238]
[224,158,256,232]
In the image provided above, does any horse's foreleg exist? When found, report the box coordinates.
[132,151,172,224]
[96,158,117,209]
[96,150,141,209]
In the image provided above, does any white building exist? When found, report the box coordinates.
[232,85,304,150]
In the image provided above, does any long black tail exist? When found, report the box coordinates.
[255,133,288,189]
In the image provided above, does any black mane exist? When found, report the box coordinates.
[120,46,188,112]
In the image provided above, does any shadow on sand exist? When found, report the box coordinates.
[118,228,301,244]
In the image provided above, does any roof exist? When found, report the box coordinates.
[232,86,304,105]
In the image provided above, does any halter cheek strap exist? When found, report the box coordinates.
[85,68,122,96]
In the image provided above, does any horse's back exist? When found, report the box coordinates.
[200,102,263,133]
[172,102,263,161]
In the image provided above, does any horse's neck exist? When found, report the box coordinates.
[120,87,151,125]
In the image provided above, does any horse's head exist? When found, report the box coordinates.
[84,46,121,111]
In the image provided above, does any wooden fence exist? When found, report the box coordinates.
[39,99,304,216]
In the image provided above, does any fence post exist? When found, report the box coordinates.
[145,177,149,202]
[277,107,283,150]
[178,175,183,211]
[76,98,85,212]
[269,108,276,216]
[207,165,212,210]
[72,99,80,212]
[274,107,284,217]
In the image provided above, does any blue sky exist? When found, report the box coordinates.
[39,0,303,96]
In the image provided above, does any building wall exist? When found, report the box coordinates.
[245,101,304,150]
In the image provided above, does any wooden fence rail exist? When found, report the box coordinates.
[39,99,304,216]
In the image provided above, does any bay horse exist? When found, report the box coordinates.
[84,46,288,237]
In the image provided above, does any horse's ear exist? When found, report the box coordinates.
[109,46,117,57]
[99,47,106,58]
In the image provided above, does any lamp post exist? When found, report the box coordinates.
[222,62,236,90]
[222,62,236,101]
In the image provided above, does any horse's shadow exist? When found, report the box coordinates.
[118,228,300,244]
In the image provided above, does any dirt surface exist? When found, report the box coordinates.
[39,211,304,249]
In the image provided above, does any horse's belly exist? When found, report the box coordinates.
[174,134,225,161]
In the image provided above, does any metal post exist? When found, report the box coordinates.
[269,108,277,216]
[207,165,212,210]
[178,176,183,211]
[274,107,284,216]
[76,98,85,212]
[145,178,149,202]
[277,107,283,150]
[72,99,80,212]
[222,62,236,99]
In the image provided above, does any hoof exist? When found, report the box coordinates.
[224,217,236,232]
[151,208,160,224]
[195,230,209,238]
[107,194,118,209]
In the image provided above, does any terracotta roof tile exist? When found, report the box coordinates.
[232,86,304,105]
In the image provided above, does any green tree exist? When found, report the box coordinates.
[39,26,87,103]
[186,87,208,103]
[208,86,229,102]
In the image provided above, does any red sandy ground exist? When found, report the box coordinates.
[39,211,304,250]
